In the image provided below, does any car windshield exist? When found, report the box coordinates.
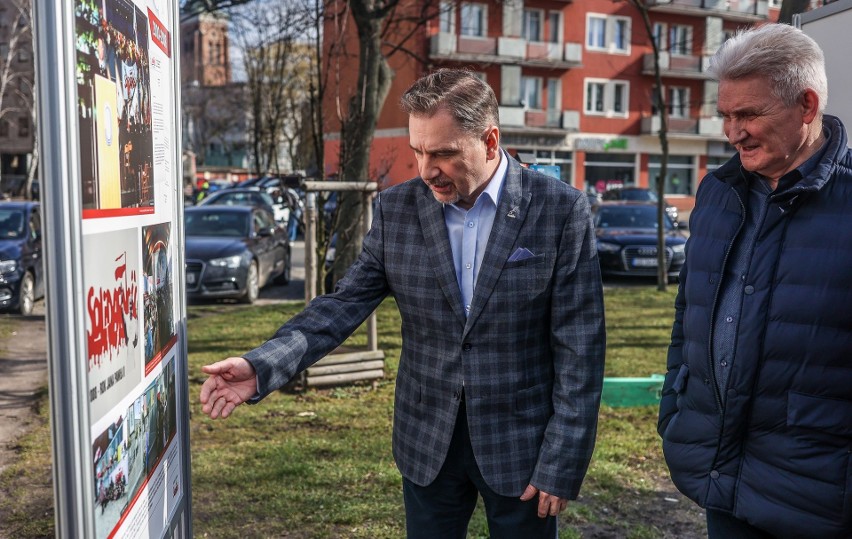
[0,209,25,239]
[619,189,657,202]
[596,206,672,230]
[207,191,274,207]
[185,211,249,237]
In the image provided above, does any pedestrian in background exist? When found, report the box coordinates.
[199,68,606,538]
[658,23,852,539]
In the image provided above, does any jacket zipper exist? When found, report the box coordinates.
[706,181,746,417]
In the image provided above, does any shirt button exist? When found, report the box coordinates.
[725,316,733,323]
[721,360,728,367]
[465,263,472,269]
[710,470,720,479]
[465,304,471,312]
[467,222,475,228]
[727,388,738,398]
[744,285,755,294]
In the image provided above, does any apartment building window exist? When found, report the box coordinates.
[521,76,542,109]
[523,10,543,41]
[653,23,667,50]
[548,12,561,44]
[547,78,560,111]
[586,14,630,54]
[18,116,29,138]
[0,119,8,138]
[669,87,689,118]
[613,83,626,114]
[460,3,486,37]
[439,1,455,33]
[585,79,629,117]
[588,16,605,48]
[587,82,604,113]
[669,25,692,56]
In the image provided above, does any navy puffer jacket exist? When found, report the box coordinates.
[659,115,852,538]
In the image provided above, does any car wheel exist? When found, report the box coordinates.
[18,271,35,315]
[240,261,259,304]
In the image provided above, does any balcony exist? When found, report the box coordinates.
[642,52,713,80]
[646,0,768,22]
[641,115,724,137]
[430,32,581,68]
[500,107,580,132]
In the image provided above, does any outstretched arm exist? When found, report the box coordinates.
[199,357,258,419]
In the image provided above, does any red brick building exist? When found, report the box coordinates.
[323,0,781,211]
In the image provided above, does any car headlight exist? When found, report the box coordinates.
[0,260,17,275]
[670,244,686,254]
[208,254,243,268]
[596,241,621,253]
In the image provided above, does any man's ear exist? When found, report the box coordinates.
[801,88,820,124]
[484,126,500,160]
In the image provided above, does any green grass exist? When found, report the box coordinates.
[1,286,698,538]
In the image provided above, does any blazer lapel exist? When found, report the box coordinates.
[463,159,531,336]
[416,183,467,324]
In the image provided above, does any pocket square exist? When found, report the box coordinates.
[508,247,537,262]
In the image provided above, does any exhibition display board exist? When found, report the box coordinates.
[34,0,191,537]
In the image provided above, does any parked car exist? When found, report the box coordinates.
[199,187,289,224]
[0,201,44,315]
[593,201,686,280]
[184,206,290,304]
[600,187,679,225]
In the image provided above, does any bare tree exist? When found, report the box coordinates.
[0,0,36,199]
[232,0,316,177]
[325,0,443,287]
[182,82,248,168]
[629,0,671,291]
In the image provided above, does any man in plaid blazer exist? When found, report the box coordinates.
[200,69,606,537]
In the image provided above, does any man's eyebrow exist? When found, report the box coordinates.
[410,145,459,154]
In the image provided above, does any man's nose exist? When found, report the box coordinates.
[726,119,746,144]
[420,157,439,180]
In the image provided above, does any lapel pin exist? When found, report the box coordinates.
[507,206,518,218]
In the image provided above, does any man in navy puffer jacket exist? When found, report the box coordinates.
[658,23,852,539]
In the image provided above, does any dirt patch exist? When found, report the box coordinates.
[0,304,48,475]
[571,474,707,538]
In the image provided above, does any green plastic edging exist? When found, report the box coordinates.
[601,374,665,407]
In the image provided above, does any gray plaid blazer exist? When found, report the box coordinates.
[244,157,605,499]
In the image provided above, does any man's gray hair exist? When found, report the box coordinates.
[400,69,500,136]
[708,23,828,113]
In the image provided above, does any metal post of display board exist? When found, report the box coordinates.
[33,1,94,536]
[34,0,192,537]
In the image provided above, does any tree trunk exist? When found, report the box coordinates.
[330,8,393,288]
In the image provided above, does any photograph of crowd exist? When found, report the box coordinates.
[75,0,154,214]
[92,358,178,539]
[143,222,175,368]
